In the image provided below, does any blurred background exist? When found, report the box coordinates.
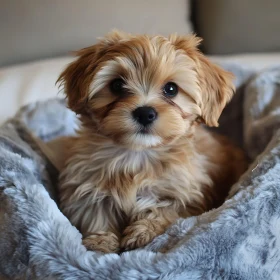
[0,0,280,123]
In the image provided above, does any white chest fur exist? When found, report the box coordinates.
[59,133,213,221]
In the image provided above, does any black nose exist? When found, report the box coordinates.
[132,106,157,126]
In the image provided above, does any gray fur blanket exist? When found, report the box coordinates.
[1,65,280,280]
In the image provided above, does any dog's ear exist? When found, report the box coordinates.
[194,53,235,127]
[57,30,129,115]
[170,34,235,127]
[56,46,100,115]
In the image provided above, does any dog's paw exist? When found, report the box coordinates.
[82,231,119,253]
[121,219,164,251]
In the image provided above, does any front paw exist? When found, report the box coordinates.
[82,231,119,253]
[121,219,164,251]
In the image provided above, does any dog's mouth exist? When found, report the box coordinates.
[128,129,162,148]
[138,126,151,134]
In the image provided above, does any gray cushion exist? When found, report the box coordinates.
[0,0,192,67]
[194,0,280,54]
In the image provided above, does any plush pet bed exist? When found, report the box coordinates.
[0,64,280,279]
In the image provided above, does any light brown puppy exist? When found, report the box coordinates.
[57,31,247,253]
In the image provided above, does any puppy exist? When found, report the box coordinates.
[57,31,247,253]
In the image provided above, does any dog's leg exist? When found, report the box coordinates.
[79,201,122,253]
[82,231,120,253]
[121,206,179,250]
[61,194,122,253]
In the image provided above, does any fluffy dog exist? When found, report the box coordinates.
[57,30,247,253]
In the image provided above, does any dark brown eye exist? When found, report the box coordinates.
[110,78,125,94]
[163,82,178,98]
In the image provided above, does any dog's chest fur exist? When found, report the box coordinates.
[60,128,214,220]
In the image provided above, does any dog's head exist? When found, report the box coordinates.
[58,30,234,149]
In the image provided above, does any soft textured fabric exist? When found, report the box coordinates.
[194,0,280,54]
[1,65,280,279]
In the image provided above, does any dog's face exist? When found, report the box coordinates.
[58,31,234,149]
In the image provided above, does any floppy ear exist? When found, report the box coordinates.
[56,46,100,115]
[57,30,129,115]
[171,34,235,127]
[194,53,235,127]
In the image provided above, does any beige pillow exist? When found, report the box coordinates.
[0,0,192,66]
[194,0,280,54]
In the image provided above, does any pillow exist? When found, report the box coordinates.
[0,57,73,124]
[193,0,280,54]
[0,0,192,66]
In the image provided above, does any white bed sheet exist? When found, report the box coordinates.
[1,53,280,124]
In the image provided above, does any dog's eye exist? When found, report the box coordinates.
[163,82,178,98]
[110,78,125,94]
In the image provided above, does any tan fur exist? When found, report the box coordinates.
[57,31,247,253]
